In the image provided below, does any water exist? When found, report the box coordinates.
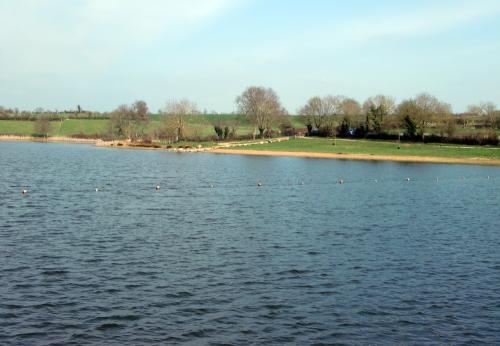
[1,141,499,345]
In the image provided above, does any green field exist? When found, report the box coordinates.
[1,118,499,160]
[0,115,307,138]
[237,138,500,159]
[0,119,109,136]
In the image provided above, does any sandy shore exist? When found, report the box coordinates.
[0,135,99,144]
[2,135,499,166]
[212,148,500,166]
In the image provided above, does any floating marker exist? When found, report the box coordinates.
[405,177,411,182]
[155,185,160,191]
[338,179,344,184]
[21,189,28,195]
[257,182,263,187]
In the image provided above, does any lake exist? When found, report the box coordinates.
[1,141,499,345]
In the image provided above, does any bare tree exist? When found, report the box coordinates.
[414,93,452,138]
[340,98,361,118]
[300,96,325,133]
[108,101,150,140]
[132,100,150,138]
[397,99,419,137]
[467,104,482,116]
[363,95,396,115]
[300,95,344,135]
[161,99,199,141]
[236,86,285,139]
[33,116,51,138]
[482,102,496,124]
[110,104,134,139]
[469,102,497,129]
[397,93,452,139]
[133,100,149,122]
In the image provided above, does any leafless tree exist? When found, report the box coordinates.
[300,95,345,134]
[227,118,240,139]
[160,99,199,141]
[467,104,482,116]
[414,93,452,138]
[133,100,150,138]
[300,96,325,131]
[468,102,497,129]
[340,98,361,118]
[362,95,396,134]
[33,116,51,138]
[363,95,396,115]
[397,93,452,139]
[110,104,133,139]
[236,86,285,139]
[133,100,149,122]
[109,101,150,140]
[482,102,496,126]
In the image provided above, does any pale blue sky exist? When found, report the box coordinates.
[0,0,499,113]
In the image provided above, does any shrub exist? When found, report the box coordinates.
[403,115,417,138]
[337,119,350,138]
[279,122,296,136]
[422,132,499,146]
[214,125,223,140]
[70,133,101,139]
[317,125,335,137]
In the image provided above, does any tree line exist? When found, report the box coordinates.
[3,86,499,144]
[298,93,499,145]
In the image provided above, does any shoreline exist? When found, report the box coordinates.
[2,135,500,166]
[211,148,500,166]
[0,135,99,144]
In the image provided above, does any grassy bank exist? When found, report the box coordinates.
[0,119,109,136]
[0,116,307,138]
[2,118,500,162]
[1,116,497,138]
[230,138,500,160]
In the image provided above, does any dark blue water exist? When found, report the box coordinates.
[1,142,499,345]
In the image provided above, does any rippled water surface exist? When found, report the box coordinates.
[1,141,500,345]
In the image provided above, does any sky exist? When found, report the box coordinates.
[0,0,499,114]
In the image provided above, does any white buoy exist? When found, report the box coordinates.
[257,181,263,187]
[21,189,28,195]
[155,185,160,191]
[405,177,410,182]
[338,179,344,184]
[95,188,99,192]
[209,184,214,188]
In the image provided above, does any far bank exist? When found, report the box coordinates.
[2,135,500,166]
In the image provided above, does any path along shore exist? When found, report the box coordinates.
[2,135,500,166]
[211,148,500,166]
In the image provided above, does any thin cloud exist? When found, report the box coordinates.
[208,1,500,69]
[344,1,500,42]
[0,0,241,77]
